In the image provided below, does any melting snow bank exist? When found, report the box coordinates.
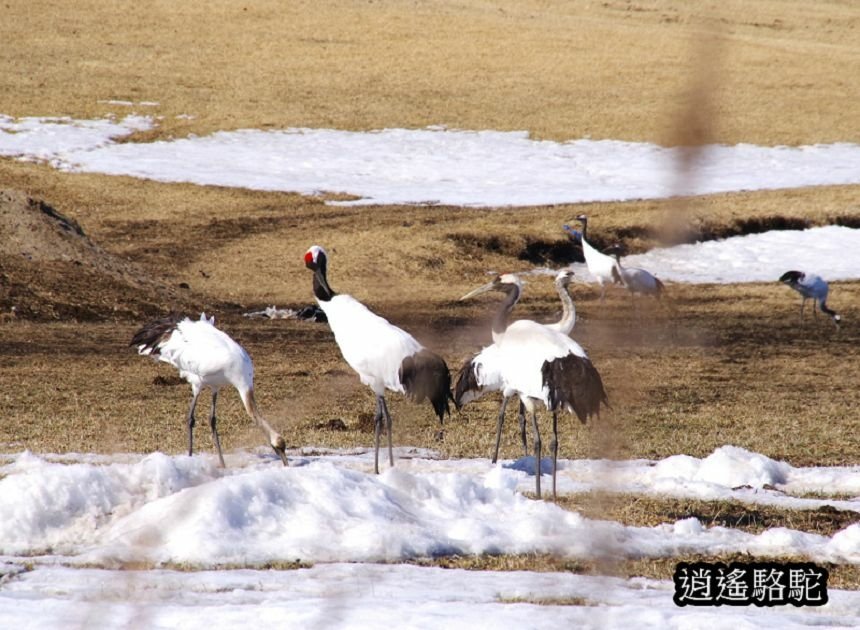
[3,115,860,206]
[619,225,860,283]
[556,225,860,284]
[2,564,860,630]
[3,447,860,567]
[0,114,152,166]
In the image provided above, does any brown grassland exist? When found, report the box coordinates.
[1,0,859,585]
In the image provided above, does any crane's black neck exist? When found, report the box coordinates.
[492,284,521,336]
[312,262,336,302]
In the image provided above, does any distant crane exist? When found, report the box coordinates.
[568,215,622,301]
[130,313,288,467]
[603,244,665,299]
[455,270,578,463]
[458,273,608,499]
[779,271,841,328]
[304,245,451,474]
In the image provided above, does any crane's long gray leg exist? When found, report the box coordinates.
[550,411,559,501]
[800,298,806,324]
[186,388,201,457]
[209,390,226,468]
[518,401,528,458]
[492,396,511,464]
[373,396,384,475]
[531,411,542,499]
[518,401,529,457]
[380,396,394,468]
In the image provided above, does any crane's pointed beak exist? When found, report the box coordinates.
[459,281,496,301]
[273,436,288,466]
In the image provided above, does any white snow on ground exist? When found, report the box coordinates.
[1,448,860,628]
[3,563,860,630]
[2,448,860,568]
[618,225,859,284]
[0,114,151,166]
[2,115,860,207]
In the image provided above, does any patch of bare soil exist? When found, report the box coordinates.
[0,188,193,321]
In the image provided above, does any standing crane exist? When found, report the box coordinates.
[546,269,578,334]
[455,270,578,463]
[603,244,665,299]
[459,273,608,499]
[568,215,622,301]
[130,313,288,467]
[779,271,841,328]
[304,245,451,474]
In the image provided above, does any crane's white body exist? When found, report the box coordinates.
[132,313,287,467]
[581,237,620,290]
[789,272,829,302]
[316,294,423,396]
[570,216,620,300]
[458,271,576,408]
[780,270,840,327]
[150,315,254,396]
[494,319,588,412]
[617,266,662,296]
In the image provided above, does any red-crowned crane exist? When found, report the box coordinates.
[779,271,841,328]
[304,245,451,474]
[130,313,288,467]
[459,273,608,499]
[570,215,622,301]
[603,244,665,299]
[545,269,578,334]
[454,270,578,464]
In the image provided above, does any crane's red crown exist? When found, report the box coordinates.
[304,245,326,268]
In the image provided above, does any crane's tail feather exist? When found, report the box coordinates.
[130,313,185,355]
[399,350,452,423]
[453,356,482,411]
[542,355,609,424]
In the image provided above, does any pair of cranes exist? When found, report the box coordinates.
[569,215,841,327]
[565,214,664,301]
[303,245,607,499]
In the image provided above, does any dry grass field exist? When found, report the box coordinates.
[1,0,859,585]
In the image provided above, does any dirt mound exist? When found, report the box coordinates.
[0,189,191,321]
[0,189,92,261]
